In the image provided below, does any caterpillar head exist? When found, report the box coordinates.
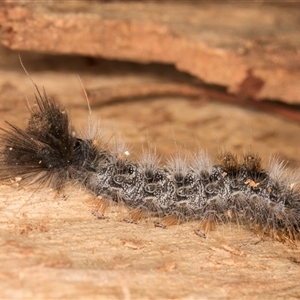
[0,91,102,188]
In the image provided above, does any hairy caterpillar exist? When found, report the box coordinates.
[1,83,300,243]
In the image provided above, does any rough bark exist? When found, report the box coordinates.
[0,2,300,103]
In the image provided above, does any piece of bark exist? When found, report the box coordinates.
[0,2,300,103]
[87,82,203,105]
[87,82,300,123]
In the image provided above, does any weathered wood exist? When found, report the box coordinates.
[0,2,300,103]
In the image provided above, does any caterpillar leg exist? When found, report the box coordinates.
[92,196,111,219]
[252,223,298,246]
[194,215,218,238]
[194,229,206,238]
[124,208,148,224]
[155,215,182,229]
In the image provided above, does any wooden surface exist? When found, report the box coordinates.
[0,1,300,103]
[0,2,300,299]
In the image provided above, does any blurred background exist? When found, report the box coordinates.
[1,1,300,166]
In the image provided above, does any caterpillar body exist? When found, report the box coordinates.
[1,86,300,243]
